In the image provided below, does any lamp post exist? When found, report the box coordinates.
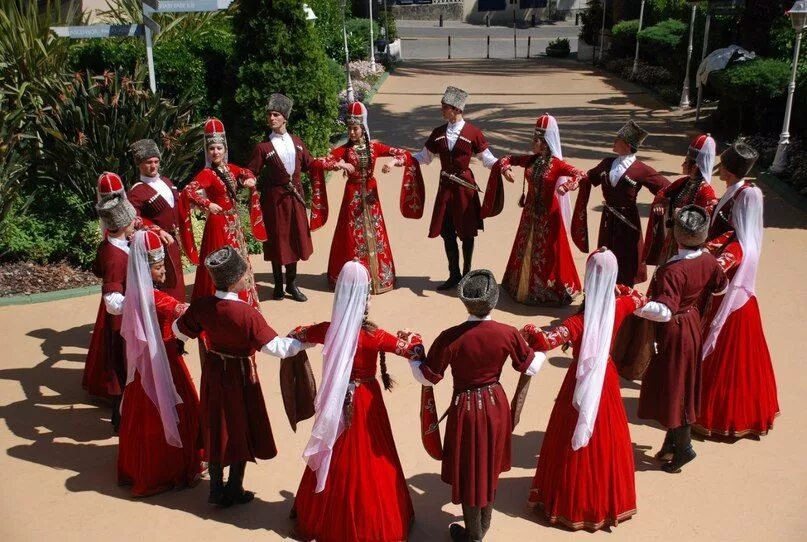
[369,0,376,72]
[678,1,697,109]
[340,0,355,103]
[598,0,607,62]
[772,1,807,173]
[631,0,646,79]
[694,11,711,121]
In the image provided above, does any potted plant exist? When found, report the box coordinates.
[546,37,571,58]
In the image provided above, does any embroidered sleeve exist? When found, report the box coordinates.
[288,322,328,345]
[559,160,586,185]
[716,247,740,273]
[559,176,582,192]
[183,176,211,209]
[520,323,572,351]
[320,148,343,171]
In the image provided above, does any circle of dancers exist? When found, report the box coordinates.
[83,86,780,540]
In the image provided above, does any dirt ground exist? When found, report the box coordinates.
[1,59,805,542]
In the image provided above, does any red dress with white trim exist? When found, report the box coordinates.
[522,290,645,530]
[694,233,780,437]
[289,323,422,542]
[117,290,203,496]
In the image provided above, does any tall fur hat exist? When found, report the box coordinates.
[673,204,709,248]
[458,269,499,317]
[719,141,759,179]
[96,194,136,231]
[266,93,294,120]
[441,86,468,111]
[616,120,649,149]
[130,139,161,164]
[205,245,247,291]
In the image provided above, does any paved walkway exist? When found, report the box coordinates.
[1,59,805,541]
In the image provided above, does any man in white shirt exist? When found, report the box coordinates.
[247,93,316,303]
[412,86,510,291]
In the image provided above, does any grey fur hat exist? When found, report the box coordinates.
[441,86,468,111]
[616,120,649,149]
[205,245,248,290]
[458,269,499,317]
[96,194,136,231]
[266,93,294,120]
[673,204,709,248]
[130,139,161,164]
[719,141,759,179]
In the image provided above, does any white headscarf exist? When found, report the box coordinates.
[540,115,573,235]
[303,261,370,492]
[695,135,716,184]
[572,250,618,450]
[120,231,183,447]
[702,186,763,358]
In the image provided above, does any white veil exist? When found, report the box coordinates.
[303,261,370,492]
[702,186,763,358]
[120,231,183,447]
[543,115,573,235]
[572,250,618,450]
[696,135,716,184]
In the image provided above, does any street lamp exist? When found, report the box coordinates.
[598,0,607,63]
[369,0,376,72]
[340,0,355,103]
[679,1,697,109]
[302,3,316,20]
[631,0,646,79]
[772,0,807,173]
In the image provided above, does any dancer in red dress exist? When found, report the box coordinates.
[484,114,584,305]
[412,87,507,290]
[696,153,779,438]
[84,195,137,431]
[288,261,424,542]
[84,173,131,400]
[247,93,314,302]
[172,246,307,507]
[635,206,727,472]
[644,134,718,266]
[309,102,424,294]
[560,120,669,286]
[521,249,647,530]
[412,270,544,541]
[180,118,264,308]
[128,139,186,302]
[118,230,203,496]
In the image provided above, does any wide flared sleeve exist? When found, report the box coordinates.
[308,159,329,231]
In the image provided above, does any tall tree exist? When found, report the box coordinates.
[233,0,339,157]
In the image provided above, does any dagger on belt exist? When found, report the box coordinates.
[602,201,639,232]
[440,171,482,192]
[282,181,306,205]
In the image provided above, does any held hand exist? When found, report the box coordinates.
[381,162,392,174]
[557,183,569,196]
[208,203,223,215]
[652,200,666,216]
[502,168,516,183]
[243,177,256,188]
[158,229,175,246]
[338,161,356,175]
[392,157,405,168]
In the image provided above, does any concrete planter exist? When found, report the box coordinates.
[546,47,571,58]
[388,39,402,62]
[577,40,594,62]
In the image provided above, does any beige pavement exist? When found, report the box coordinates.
[1,59,806,542]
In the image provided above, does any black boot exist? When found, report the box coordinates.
[111,396,121,435]
[662,425,697,473]
[480,503,493,539]
[284,263,308,302]
[461,238,474,277]
[208,463,233,507]
[225,461,255,504]
[654,429,675,463]
[272,262,284,300]
[460,504,483,542]
[437,237,462,291]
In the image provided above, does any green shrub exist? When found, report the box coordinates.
[637,18,687,74]
[548,37,570,50]
[710,58,791,134]
[610,19,639,59]
[377,10,398,42]
[233,0,340,158]
[39,71,203,208]
[345,18,381,61]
